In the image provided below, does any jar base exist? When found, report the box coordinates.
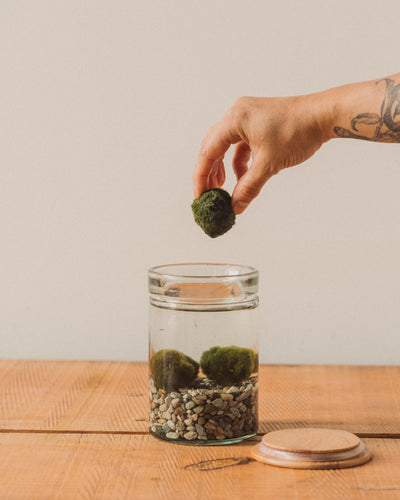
[150,430,257,446]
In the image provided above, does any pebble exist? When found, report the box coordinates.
[149,375,258,443]
[166,432,179,440]
[183,431,198,440]
[195,423,206,436]
[221,393,234,401]
[171,398,181,408]
[167,420,175,430]
[236,386,252,402]
[194,395,207,404]
[230,407,241,418]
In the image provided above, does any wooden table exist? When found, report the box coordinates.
[1,361,400,499]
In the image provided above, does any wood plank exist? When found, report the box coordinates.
[0,360,148,432]
[260,364,400,435]
[1,361,400,435]
[0,433,399,499]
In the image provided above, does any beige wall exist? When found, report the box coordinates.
[1,0,399,363]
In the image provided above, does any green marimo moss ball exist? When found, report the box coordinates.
[200,345,255,386]
[150,349,199,391]
[191,188,236,238]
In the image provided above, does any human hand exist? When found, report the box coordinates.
[193,94,330,214]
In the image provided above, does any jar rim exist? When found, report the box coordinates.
[148,263,258,308]
[148,262,258,280]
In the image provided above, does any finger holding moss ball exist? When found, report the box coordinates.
[200,345,255,387]
[150,349,199,391]
[191,188,236,238]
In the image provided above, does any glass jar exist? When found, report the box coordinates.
[148,263,259,445]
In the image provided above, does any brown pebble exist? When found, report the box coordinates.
[221,393,234,401]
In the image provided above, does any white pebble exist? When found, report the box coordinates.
[183,431,198,440]
[167,420,176,430]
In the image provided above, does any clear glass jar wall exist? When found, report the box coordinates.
[148,263,259,445]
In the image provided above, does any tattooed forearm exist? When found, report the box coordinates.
[334,78,400,143]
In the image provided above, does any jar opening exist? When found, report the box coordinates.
[148,263,258,308]
[149,263,257,279]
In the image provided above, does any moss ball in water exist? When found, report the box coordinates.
[200,345,255,386]
[150,349,199,391]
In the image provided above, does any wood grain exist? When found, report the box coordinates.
[0,433,399,500]
[0,360,148,432]
[260,428,361,453]
[1,361,400,499]
[252,429,372,470]
[1,361,400,435]
[260,364,400,436]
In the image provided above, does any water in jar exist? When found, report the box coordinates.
[148,303,258,445]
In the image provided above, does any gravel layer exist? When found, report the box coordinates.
[149,376,258,442]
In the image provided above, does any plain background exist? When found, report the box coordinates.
[1,0,399,364]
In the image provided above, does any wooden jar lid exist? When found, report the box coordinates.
[252,428,371,469]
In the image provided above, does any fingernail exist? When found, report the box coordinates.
[233,201,249,214]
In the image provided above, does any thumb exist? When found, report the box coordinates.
[231,154,270,214]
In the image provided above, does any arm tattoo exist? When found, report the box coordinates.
[334,78,400,143]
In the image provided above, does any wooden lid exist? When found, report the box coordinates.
[252,428,371,469]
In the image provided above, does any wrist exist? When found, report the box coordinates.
[304,90,337,143]
[313,77,396,141]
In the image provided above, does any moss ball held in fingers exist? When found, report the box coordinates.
[191,188,236,238]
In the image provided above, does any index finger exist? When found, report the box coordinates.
[193,120,241,198]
